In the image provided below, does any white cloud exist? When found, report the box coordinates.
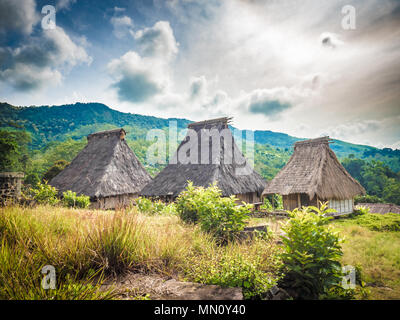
[57,0,77,10]
[111,16,134,39]
[108,51,171,103]
[0,27,92,91]
[108,20,179,103]
[133,21,178,60]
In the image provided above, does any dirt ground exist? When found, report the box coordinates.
[102,272,243,300]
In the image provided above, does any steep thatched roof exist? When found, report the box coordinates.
[140,117,266,197]
[50,128,151,198]
[262,136,365,200]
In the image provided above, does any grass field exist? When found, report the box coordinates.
[0,205,399,300]
[331,214,400,299]
[0,205,282,300]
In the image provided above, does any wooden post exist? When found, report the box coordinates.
[297,193,301,208]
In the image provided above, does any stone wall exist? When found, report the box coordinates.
[0,172,24,205]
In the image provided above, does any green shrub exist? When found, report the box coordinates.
[24,173,40,187]
[30,181,59,205]
[136,197,166,215]
[198,255,277,299]
[279,203,351,299]
[260,194,283,211]
[176,182,252,241]
[352,205,370,216]
[62,190,90,209]
[354,195,384,204]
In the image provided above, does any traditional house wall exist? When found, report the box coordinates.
[90,193,138,210]
[283,194,299,211]
[282,193,354,214]
[236,192,261,204]
[327,198,354,214]
[283,193,319,211]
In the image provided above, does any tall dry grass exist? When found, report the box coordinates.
[0,205,282,300]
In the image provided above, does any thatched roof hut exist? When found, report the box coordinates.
[140,117,266,203]
[262,136,365,214]
[50,128,151,209]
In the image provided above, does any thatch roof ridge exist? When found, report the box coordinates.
[50,128,151,198]
[188,117,233,128]
[262,136,365,200]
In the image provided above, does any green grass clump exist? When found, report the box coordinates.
[336,213,400,232]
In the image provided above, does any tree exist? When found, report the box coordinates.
[42,160,70,182]
[383,178,400,205]
[0,130,31,172]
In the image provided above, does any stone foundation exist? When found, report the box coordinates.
[0,172,24,205]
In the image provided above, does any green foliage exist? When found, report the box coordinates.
[43,159,69,182]
[24,172,40,187]
[354,194,384,204]
[28,138,86,178]
[135,197,167,215]
[261,194,283,210]
[176,182,252,241]
[342,158,400,205]
[62,190,90,209]
[280,203,350,299]
[352,206,370,216]
[195,254,278,299]
[0,129,31,171]
[30,181,59,205]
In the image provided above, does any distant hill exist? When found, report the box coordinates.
[0,101,379,159]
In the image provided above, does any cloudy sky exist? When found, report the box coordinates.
[1,0,399,148]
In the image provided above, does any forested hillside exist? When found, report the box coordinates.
[1,102,400,204]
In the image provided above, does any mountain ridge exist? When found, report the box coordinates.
[0,101,378,158]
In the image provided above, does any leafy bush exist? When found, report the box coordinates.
[354,195,384,204]
[279,203,351,299]
[199,255,277,299]
[62,190,90,209]
[352,205,370,216]
[261,194,283,211]
[176,182,252,241]
[43,159,70,182]
[136,197,166,215]
[29,181,59,205]
[184,237,283,299]
[24,173,40,187]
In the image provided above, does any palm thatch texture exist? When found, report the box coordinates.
[140,117,266,203]
[262,136,365,213]
[50,128,152,209]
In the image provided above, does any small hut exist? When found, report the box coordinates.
[140,117,266,203]
[262,137,365,215]
[50,128,152,209]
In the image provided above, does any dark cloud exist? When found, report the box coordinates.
[189,76,206,100]
[112,72,162,103]
[0,27,91,91]
[0,0,38,35]
[249,99,292,117]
